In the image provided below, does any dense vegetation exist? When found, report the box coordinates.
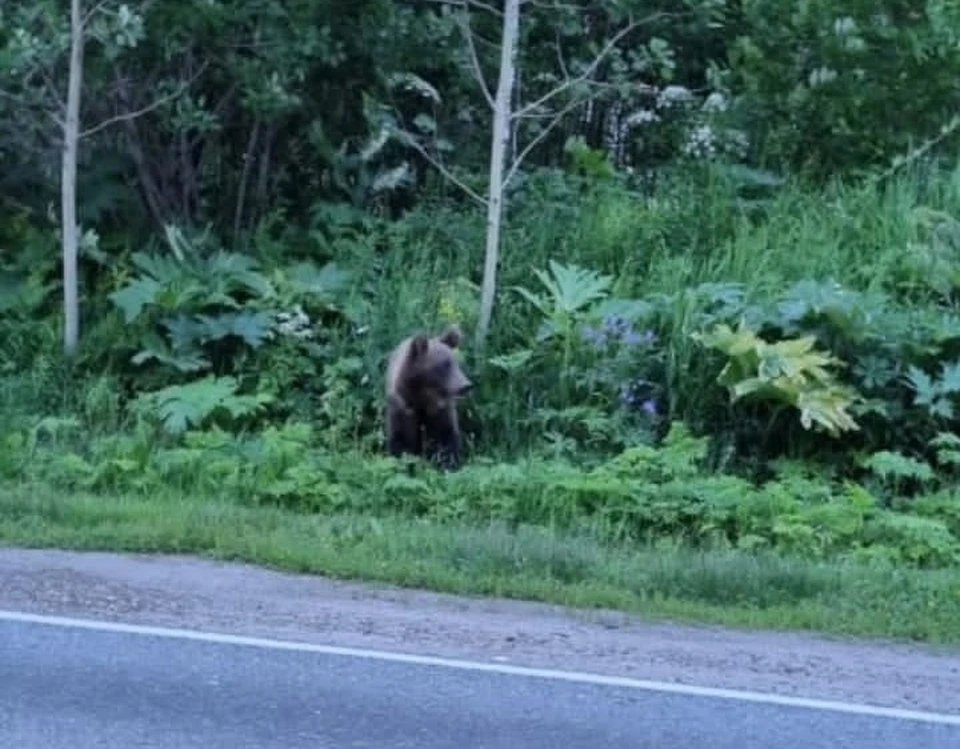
[3,0,960,640]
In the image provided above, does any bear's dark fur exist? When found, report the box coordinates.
[384,323,473,470]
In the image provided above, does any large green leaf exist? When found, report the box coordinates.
[109,277,163,323]
[132,376,273,434]
[693,320,862,437]
[195,311,273,348]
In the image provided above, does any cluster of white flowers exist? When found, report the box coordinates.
[808,67,839,87]
[274,306,314,340]
[612,84,749,165]
[682,124,750,160]
[656,85,694,110]
[724,129,750,159]
[682,124,718,159]
[627,108,661,126]
[702,92,728,113]
[834,16,857,35]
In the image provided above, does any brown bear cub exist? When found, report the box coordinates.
[385,323,473,471]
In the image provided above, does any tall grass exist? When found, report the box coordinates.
[3,484,960,642]
[4,160,959,454]
[354,162,957,356]
[4,163,960,641]
[323,162,957,454]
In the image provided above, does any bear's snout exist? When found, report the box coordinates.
[450,370,473,396]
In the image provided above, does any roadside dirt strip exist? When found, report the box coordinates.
[1,546,958,715]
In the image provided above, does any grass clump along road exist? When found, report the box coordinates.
[4,0,960,645]
[3,478,960,644]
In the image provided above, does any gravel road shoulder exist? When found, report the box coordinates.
[1,546,958,714]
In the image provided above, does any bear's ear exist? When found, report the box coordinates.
[439,323,462,349]
[409,334,430,359]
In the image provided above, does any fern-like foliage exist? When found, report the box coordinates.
[131,376,273,435]
[106,227,349,385]
[512,260,613,343]
[107,235,279,376]
[863,450,936,485]
[905,361,960,420]
[693,320,862,436]
[110,247,275,324]
[931,432,960,469]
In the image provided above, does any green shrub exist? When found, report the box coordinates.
[7,417,960,570]
[6,161,960,579]
[728,0,960,175]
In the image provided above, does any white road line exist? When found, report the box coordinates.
[2,608,959,726]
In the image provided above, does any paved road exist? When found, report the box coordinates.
[3,614,959,749]
[4,548,960,716]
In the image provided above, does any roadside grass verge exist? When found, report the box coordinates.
[3,483,959,645]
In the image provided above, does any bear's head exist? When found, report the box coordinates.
[405,324,473,404]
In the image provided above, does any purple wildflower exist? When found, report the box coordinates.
[588,315,659,349]
[621,328,644,346]
[581,325,606,347]
[617,378,660,417]
[602,315,629,335]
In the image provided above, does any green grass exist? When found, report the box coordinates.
[4,164,960,648]
[3,482,960,645]
[330,162,960,455]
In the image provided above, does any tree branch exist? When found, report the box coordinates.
[251,122,277,232]
[394,129,487,206]
[522,0,585,12]
[34,64,69,117]
[554,27,570,81]
[0,90,65,133]
[513,13,662,120]
[80,61,208,139]
[419,0,503,17]
[456,7,495,109]
[114,71,174,230]
[468,0,504,14]
[502,95,588,187]
[81,0,110,28]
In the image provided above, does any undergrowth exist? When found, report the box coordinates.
[5,419,960,571]
[4,161,960,639]
[3,483,960,643]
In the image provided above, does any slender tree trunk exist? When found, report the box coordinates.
[476,0,520,353]
[234,118,261,246]
[62,0,84,356]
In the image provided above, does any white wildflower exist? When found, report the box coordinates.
[808,67,838,87]
[724,129,750,158]
[834,16,857,35]
[275,305,314,340]
[682,124,717,159]
[626,109,660,126]
[702,92,728,113]
[656,85,693,110]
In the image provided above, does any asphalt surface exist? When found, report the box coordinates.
[3,615,959,749]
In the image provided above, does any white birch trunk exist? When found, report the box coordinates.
[62,0,84,355]
[475,0,520,352]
